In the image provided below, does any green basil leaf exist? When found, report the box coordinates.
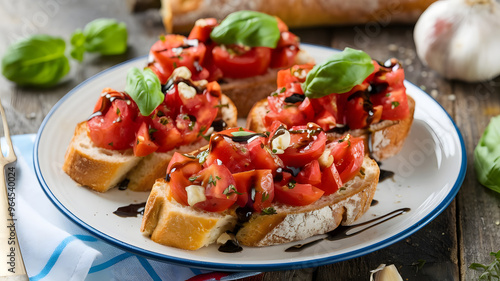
[1,35,70,87]
[210,10,280,48]
[474,115,500,193]
[231,131,255,137]
[125,67,164,116]
[79,18,127,55]
[70,30,86,62]
[302,47,375,98]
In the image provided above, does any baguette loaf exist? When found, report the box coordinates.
[161,0,438,33]
[63,93,237,193]
[140,156,379,249]
[247,95,415,161]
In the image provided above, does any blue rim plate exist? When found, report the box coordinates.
[34,44,466,271]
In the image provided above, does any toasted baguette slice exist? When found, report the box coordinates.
[63,94,237,193]
[236,156,379,247]
[247,95,415,161]
[141,178,237,250]
[140,156,379,250]
[220,50,314,117]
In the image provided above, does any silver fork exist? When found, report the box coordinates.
[0,99,28,280]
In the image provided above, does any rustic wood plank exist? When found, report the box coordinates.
[453,78,500,280]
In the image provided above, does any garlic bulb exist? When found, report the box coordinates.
[414,0,500,82]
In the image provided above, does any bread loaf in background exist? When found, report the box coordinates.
[160,0,437,33]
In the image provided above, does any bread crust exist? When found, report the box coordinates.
[161,0,437,33]
[63,94,237,192]
[246,95,415,161]
[140,156,379,250]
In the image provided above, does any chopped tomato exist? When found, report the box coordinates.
[296,160,321,186]
[276,124,327,167]
[270,31,300,69]
[87,89,140,150]
[329,135,365,183]
[168,169,191,206]
[274,182,324,206]
[193,164,237,212]
[317,161,343,195]
[250,170,274,213]
[188,18,218,43]
[212,45,272,78]
[133,122,158,157]
[148,34,207,84]
[166,152,201,176]
[277,64,314,89]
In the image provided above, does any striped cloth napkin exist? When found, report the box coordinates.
[9,134,260,281]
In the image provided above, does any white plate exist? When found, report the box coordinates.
[34,44,466,271]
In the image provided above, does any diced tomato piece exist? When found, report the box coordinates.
[296,160,321,186]
[193,164,237,212]
[188,18,218,43]
[250,170,274,213]
[212,46,272,78]
[274,182,324,206]
[277,124,327,167]
[133,122,158,157]
[317,161,343,195]
[329,135,365,183]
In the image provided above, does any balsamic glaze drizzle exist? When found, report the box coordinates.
[285,208,410,252]
[113,202,146,218]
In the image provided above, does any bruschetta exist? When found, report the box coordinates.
[147,10,314,117]
[141,122,380,250]
[247,48,415,161]
[63,67,237,192]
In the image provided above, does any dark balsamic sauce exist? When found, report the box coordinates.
[370,199,379,206]
[236,206,253,223]
[220,133,267,143]
[113,202,146,218]
[211,119,227,132]
[284,93,306,103]
[285,208,411,252]
[327,124,350,135]
[218,240,243,253]
[162,77,205,94]
[379,169,395,182]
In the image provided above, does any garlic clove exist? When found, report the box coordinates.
[370,264,403,281]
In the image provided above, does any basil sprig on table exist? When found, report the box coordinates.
[1,35,70,87]
[70,18,128,61]
[125,67,164,116]
[474,115,500,193]
[1,18,128,86]
[210,10,280,48]
[302,47,375,99]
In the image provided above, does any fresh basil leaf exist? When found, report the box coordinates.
[474,115,500,193]
[72,18,127,57]
[302,47,375,98]
[210,10,280,48]
[70,30,86,62]
[125,67,164,116]
[1,35,70,87]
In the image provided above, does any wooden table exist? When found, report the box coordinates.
[1,1,499,280]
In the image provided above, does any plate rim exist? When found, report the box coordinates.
[33,43,467,271]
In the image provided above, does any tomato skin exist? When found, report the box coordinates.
[329,136,365,183]
[274,182,324,206]
[270,31,300,69]
[193,164,237,212]
[87,91,140,150]
[148,35,207,84]
[250,170,274,213]
[296,160,321,186]
[277,64,314,88]
[168,169,191,206]
[212,46,272,78]
[133,122,159,157]
[317,161,343,195]
[277,125,327,167]
[188,18,218,42]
